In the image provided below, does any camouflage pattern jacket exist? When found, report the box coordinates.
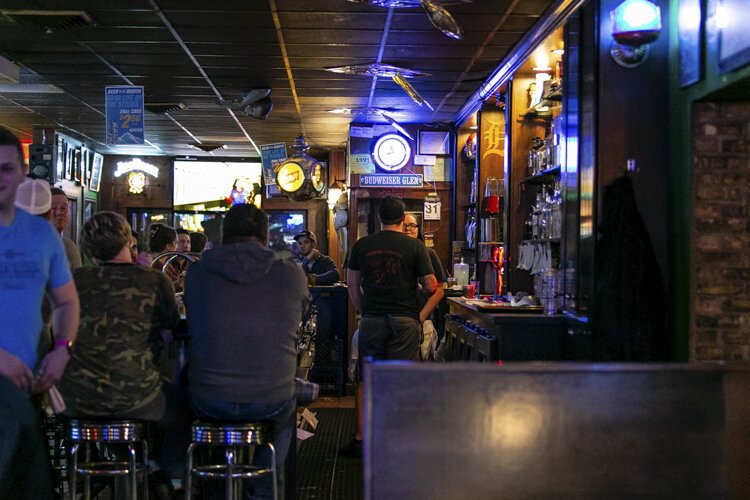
[59,263,179,416]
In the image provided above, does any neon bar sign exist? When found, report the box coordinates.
[113,158,159,178]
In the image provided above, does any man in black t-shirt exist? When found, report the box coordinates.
[344,195,438,455]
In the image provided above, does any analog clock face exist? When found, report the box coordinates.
[372,133,411,171]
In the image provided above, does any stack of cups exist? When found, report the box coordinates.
[539,269,558,316]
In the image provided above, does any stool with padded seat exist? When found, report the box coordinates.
[185,421,277,500]
[67,419,149,500]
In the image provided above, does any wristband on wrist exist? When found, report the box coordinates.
[54,338,73,355]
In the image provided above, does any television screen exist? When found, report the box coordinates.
[173,160,262,211]
[174,211,222,234]
[267,209,306,253]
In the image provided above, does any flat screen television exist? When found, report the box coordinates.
[267,209,306,253]
[173,159,262,211]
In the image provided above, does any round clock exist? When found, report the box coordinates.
[372,133,411,172]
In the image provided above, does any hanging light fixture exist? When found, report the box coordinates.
[609,0,663,68]
[275,135,325,202]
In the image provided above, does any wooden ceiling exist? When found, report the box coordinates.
[0,0,557,157]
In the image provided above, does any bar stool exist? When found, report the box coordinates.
[185,421,277,500]
[67,419,149,500]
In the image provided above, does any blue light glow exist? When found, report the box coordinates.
[611,0,662,45]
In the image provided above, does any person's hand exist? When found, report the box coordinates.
[0,349,35,391]
[309,249,321,261]
[31,347,70,394]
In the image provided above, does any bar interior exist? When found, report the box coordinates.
[1,0,749,498]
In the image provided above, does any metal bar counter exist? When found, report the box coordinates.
[445,297,589,361]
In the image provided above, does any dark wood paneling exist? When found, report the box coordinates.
[98,155,173,216]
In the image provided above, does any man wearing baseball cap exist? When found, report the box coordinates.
[294,229,339,285]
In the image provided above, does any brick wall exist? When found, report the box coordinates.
[692,102,750,361]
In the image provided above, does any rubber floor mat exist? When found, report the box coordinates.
[296,408,362,500]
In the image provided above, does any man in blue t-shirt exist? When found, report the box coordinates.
[0,129,79,390]
[0,127,79,497]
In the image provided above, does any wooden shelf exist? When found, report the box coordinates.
[520,238,560,244]
[518,111,553,122]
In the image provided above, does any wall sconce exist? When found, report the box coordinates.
[327,179,347,210]
[610,0,662,68]
[327,186,343,210]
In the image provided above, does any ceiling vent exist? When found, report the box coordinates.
[188,143,226,153]
[144,102,187,114]
[0,10,95,33]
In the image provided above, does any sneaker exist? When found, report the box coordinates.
[339,437,363,458]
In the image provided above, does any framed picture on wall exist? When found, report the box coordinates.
[56,137,65,180]
[90,153,103,192]
[73,148,81,182]
[80,147,88,186]
[65,144,73,180]
[417,130,451,156]
[678,0,702,87]
[718,0,750,73]
[65,197,78,242]
[83,199,96,223]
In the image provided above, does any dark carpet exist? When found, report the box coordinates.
[296,408,362,500]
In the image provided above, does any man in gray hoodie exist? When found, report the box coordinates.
[185,204,310,499]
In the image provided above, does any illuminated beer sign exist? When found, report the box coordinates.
[113,158,159,178]
[128,171,146,194]
[276,160,305,193]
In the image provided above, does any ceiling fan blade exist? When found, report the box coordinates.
[347,0,421,7]
[393,73,434,111]
[380,111,414,140]
[420,0,464,40]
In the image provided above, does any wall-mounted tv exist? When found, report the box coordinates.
[173,159,262,211]
[267,209,306,253]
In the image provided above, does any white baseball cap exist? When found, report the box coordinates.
[15,177,52,215]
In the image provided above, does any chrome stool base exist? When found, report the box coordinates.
[67,419,149,500]
[185,422,277,500]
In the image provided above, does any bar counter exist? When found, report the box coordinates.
[307,284,349,395]
[445,297,591,361]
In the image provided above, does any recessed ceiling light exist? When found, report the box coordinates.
[532,66,552,72]
[551,49,565,55]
